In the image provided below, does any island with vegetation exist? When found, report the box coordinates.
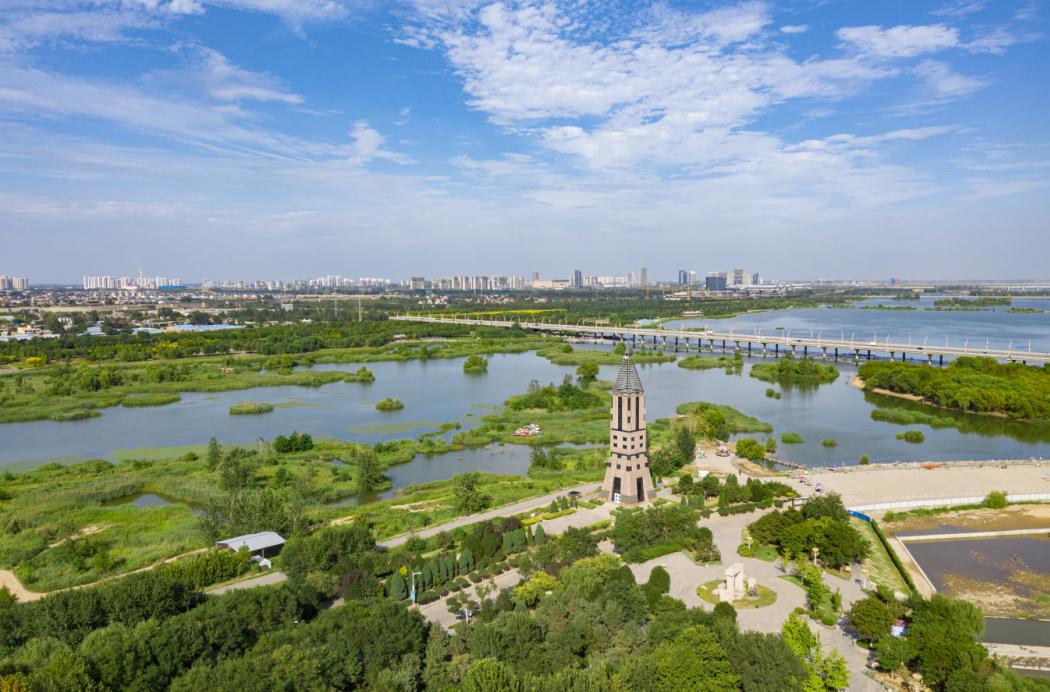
[859,356,1050,420]
[375,397,405,412]
[462,354,488,373]
[933,296,1011,307]
[228,402,274,415]
[749,355,839,386]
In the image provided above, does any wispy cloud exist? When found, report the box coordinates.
[836,24,960,58]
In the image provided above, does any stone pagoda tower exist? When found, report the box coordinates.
[601,345,655,505]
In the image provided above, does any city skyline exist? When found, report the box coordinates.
[2,1,1049,281]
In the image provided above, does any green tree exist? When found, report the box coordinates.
[647,625,739,691]
[533,524,547,545]
[206,437,222,471]
[847,596,895,642]
[908,594,987,688]
[876,636,912,671]
[576,362,599,378]
[463,658,522,692]
[388,572,407,600]
[674,425,696,462]
[355,449,384,494]
[453,472,490,514]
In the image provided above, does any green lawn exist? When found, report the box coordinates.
[696,580,778,608]
[850,517,908,593]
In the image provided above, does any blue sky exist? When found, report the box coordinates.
[1,0,1048,283]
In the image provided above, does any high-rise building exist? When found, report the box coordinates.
[706,272,727,291]
[573,269,583,288]
[677,270,689,285]
[601,347,655,505]
[639,266,648,287]
[732,268,746,286]
[12,277,27,290]
[752,272,761,285]
[409,276,426,290]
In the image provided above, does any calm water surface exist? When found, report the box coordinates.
[2,300,1049,472]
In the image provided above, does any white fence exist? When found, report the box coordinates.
[849,492,1050,513]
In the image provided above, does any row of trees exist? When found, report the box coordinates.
[860,356,1050,420]
[747,495,869,570]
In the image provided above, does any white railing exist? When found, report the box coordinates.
[849,492,1050,512]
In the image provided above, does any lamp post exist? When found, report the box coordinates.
[410,570,423,604]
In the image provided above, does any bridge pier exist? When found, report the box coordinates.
[822,346,827,360]
[722,339,726,353]
[834,347,839,360]
[775,343,779,356]
[748,342,752,355]
[803,345,808,356]
[940,354,944,367]
[674,336,678,352]
[867,349,872,360]
[927,354,933,365]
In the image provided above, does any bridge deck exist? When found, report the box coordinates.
[391,315,1050,364]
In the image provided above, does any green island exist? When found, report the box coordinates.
[678,350,743,374]
[860,356,1050,420]
[749,355,839,386]
[780,432,804,444]
[678,354,733,369]
[121,393,182,408]
[933,296,1012,307]
[1008,307,1045,314]
[228,402,274,415]
[462,354,488,373]
[822,438,838,447]
[537,342,675,366]
[375,397,405,411]
[896,430,925,443]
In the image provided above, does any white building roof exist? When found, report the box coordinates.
[216,531,285,552]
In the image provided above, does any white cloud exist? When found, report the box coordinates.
[779,24,809,34]
[931,1,986,18]
[836,24,959,58]
[913,60,986,98]
[188,47,303,103]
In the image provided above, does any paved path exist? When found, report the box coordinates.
[415,506,612,629]
[378,482,602,548]
[625,509,881,691]
[795,461,1050,508]
[419,569,522,630]
[206,570,287,595]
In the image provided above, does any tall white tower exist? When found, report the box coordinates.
[601,346,656,505]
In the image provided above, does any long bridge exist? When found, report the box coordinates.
[390,314,1050,365]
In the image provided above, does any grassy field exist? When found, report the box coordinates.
[850,517,908,593]
[696,580,778,608]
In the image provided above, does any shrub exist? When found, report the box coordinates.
[984,490,1008,509]
[780,432,804,444]
[859,455,870,465]
[375,397,405,411]
[821,438,838,447]
[417,590,438,604]
[896,430,925,443]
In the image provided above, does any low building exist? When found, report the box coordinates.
[216,531,285,568]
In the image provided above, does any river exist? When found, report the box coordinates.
[2,296,1049,473]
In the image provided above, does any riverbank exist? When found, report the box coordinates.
[850,374,923,401]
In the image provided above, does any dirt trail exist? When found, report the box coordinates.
[0,569,44,602]
[0,547,210,603]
